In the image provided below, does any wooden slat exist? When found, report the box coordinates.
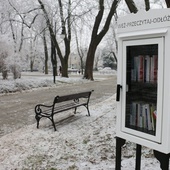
[53,91,92,103]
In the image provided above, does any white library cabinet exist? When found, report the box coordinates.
[116,8,170,154]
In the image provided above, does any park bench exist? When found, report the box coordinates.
[35,90,94,131]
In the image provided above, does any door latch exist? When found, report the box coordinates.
[116,84,122,101]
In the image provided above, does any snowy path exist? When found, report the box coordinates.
[0,74,116,137]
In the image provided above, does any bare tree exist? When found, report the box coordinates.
[38,0,72,77]
[7,0,39,52]
[84,0,120,80]
[0,0,41,77]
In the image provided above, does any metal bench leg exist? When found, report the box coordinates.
[87,107,90,116]
[84,105,90,116]
[35,115,41,129]
[49,117,57,131]
[74,107,77,114]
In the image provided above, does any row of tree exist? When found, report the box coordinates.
[0,0,169,80]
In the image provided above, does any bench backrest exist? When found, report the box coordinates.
[53,90,93,104]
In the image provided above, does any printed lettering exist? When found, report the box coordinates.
[163,16,167,22]
[167,15,170,21]
[119,14,170,30]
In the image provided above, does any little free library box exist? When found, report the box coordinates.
[116,8,170,154]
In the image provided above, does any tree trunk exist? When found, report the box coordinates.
[60,59,68,77]
[84,44,97,80]
[45,58,48,74]
[30,60,34,72]
[80,55,84,75]
[84,0,120,80]
[43,30,48,74]
[51,39,57,76]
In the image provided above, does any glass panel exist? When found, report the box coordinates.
[126,44,158,136]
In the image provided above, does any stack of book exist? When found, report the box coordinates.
[129,102,157,132]
[131,55,158,83]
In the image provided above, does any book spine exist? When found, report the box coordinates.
[153,55,158,82]
[139,55,144,82]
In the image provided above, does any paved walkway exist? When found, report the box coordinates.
[0,74,117,137]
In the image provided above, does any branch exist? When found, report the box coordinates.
[101,0,120,35]
[144,0,150,11]
[91,0,104,39]
[165,0,170,8]
[124,0,138,13]
[38,0,63,61]
[67,0,71,40]
[95,0,121,45]
[22,8,41,14]
[8,0,39,28]
[58,0,66,37]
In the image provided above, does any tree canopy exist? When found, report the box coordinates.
[0,0,169,80]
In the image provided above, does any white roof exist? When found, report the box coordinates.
[117,8,170,33]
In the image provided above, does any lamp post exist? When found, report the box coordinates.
[53,64,56,83]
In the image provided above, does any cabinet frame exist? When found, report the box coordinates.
[121,38,164,143]
[116,28,170,153]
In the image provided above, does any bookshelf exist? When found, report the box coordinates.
[116,8,170,155]
[126,45,158,136]
[117,37,164,144]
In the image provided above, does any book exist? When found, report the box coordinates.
[153,55,158,82]
[129,102,156,132]
[150,55,158,83]
[131,55,158,83]
[145,104,153,131]
[144,55,151,82]
[138,55,144,82]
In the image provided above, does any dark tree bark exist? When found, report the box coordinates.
[43,30,48,74]
[144,0,150,11]
[51,22,58,77]
[30,60,34,72]
[84,0,120,80]
[165,0,170,8]
[125,0,138,13]
[51,42,57,75]
[57,0,71,77]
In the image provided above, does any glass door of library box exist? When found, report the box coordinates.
[121,37,164,143]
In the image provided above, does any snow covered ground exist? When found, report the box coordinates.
[0,72,162,169]
[0,72,90,94]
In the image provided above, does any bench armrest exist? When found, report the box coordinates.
[35,104,53,117]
